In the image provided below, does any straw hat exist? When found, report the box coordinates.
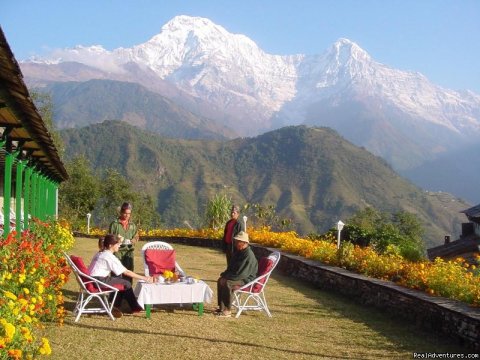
[233,231,249,243]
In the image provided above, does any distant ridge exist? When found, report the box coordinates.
[45,79,236,140]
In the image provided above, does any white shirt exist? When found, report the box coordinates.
[89,250,127,277]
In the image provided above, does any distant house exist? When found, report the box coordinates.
[427,204,480,264]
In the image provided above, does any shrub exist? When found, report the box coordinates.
[0,219,74,358]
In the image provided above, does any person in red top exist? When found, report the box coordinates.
[222,205,245,265]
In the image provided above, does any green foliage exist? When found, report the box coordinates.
[204,193,232,229]
[342,207,426,261]
[59,156,100,228]
[97,168,135,225]
[59,157,160,230]
[30,88,65,157]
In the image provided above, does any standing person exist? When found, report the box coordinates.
[109,202,139,282]
[216,231,258,317]
[89,234,153,316]
[222,205,245,265]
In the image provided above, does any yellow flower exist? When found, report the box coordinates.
[39,337,52,355]
[23,288,30,295]
[4,290,17,301]
[3,321,16,341]
[37,283,44,294]
[18,273,26,284]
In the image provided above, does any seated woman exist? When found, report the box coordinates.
[89,234,153,316]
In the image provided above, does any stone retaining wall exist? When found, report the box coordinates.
[77,234,480,350]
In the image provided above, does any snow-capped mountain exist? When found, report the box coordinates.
[21,15,480,171]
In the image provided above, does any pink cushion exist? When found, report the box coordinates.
[71,255,90,275]
[70,255,97,292]
[252,257,274,293]
[70,255,124,293]
[144,249,176,275]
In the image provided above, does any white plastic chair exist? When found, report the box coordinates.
[232,251,281,318]
[64,253,120,322]
[141,241,185,276]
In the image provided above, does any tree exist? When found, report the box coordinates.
[30,89,65,157]
[58,156,100,228]
[96,168,136,227]
[344,207,426,261]
[134,193,161,230]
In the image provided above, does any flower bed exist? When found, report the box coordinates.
[0,220,74,359]
[87,226,480,306]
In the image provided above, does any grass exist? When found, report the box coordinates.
[43,237,466,359]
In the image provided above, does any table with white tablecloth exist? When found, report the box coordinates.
[134,280,213,318]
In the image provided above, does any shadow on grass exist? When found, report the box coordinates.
[268,273,464,353]
[68,321,353,359]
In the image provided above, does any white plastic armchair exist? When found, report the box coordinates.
[232,251,281,318]
[141,241,185,276]
[64,252,120,322]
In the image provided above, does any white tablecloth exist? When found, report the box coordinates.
[134,280,213,309]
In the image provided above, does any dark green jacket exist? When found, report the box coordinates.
[109,219,138,241]
[221,246,258,283]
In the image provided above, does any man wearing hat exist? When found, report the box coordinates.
[216,231,258,317]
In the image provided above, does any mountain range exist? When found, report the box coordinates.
[21,15,480,202]
[60,121,469,248]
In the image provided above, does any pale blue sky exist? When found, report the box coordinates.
[1,0,479,92]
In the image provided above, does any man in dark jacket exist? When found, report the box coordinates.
[222,205,245,266]
[216,231,258,317]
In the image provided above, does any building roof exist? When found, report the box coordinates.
[461,204,480,219]
[0,26,67,182]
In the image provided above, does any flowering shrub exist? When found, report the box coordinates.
[81,225,480,306]
[0,219,74,358]
[249,228,480,306]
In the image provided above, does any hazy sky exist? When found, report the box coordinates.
[1,0,479,92]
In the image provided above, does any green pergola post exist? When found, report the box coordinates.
[3,152,14,237]
[40,175,47,221]
[15,159,25,237]
[45,178,53,219]
[37,175,44,220]
[37,174,43,220]
[30,170,38,219]
[41,176,48,220]
[53,182,59,218]
[23,166,32,230]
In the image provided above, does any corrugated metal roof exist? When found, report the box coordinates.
[0,26,67,182]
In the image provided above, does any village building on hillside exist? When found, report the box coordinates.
[427,203,480,264]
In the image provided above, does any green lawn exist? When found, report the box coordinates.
[44,237,465,359]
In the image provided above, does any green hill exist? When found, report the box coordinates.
[60,121,469,247]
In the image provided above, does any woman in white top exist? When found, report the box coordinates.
[89,234,153,315]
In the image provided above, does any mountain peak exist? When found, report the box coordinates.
[150,15,233,45]
[162,15,217,31]
[329,38,371,63]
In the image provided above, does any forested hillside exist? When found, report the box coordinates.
[60,121,469,247]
